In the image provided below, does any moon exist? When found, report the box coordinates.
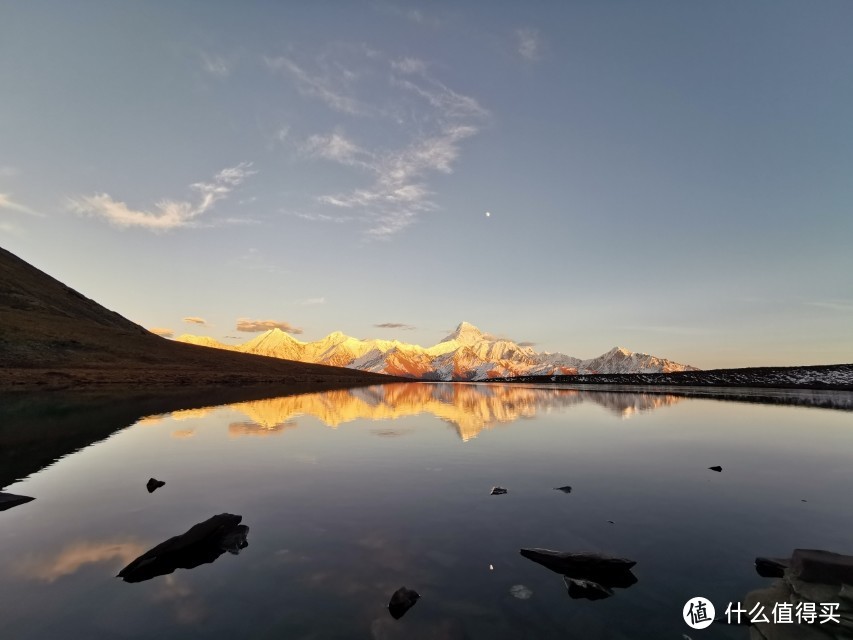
[485,211,491,217]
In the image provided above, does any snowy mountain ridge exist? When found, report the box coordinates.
[176,322,698,381]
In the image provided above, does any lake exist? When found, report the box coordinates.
[1,383,852,639]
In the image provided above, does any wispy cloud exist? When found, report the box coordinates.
[806,300,853,312]
[518,341,536,347]
[149,327,174,338]
[516,27,542,61]
[69,163,255,231]
[300,297,326,306]
[182,316,208,325]
[229,247,289,274]
[0,192,42,216]
[0,221,23,235]
[0,165,19,178]
[200,52,232,77]
[391,57,427,74]
[265,56,369,116]
[270,46,488,238]
[374,322,416,330]
[236,318,303,334]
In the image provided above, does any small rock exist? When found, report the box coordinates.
[554,486,572,493]
[490,486,507,495]
[0,492,35,512]
[388,586,420,619]
[607,520,615,524]
[146,478,166,493]
[564,576,614,600]
[708,466,722,472]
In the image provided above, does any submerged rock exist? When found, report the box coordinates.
[509,584,533,600]
[0,492,35,512]
[564,576,614,600]
[520,548,636,578]
[708,466,722,472]
[388,586,420,619]
[146,478,166,493]
[118,513,249,583]
[490,486,508,495]
[755,556,789,578]
[553,486,572,493]
[520,549,637,589]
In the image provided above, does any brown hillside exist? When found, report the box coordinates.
[0,245,398,390]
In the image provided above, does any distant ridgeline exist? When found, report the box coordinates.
[489,364,853,391]
[178,321,699,382]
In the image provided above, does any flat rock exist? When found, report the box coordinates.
[388,586,420,619]
[0,492,35,512]
[564,576,613,600]
[490,486,507,495]
[520,548,636,583]
[553,486,572,493]
[146,478,166,493]
[789,548,853,585]
[117,513,248,583]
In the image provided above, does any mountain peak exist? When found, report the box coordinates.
[442,321,485,344]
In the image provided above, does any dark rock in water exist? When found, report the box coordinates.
[564,576,614,600]
[117,513,249,583]
[0,492,35,512]
[388,586,420,619]
[146,478,166,493]
[708,465,722,472]
[789,548,853,585]
[519,548,636,582]
[607,520,615,524]
[554,486,572,493]
[755,556,790,578]
[490,486,507,495]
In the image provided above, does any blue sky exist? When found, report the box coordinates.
[1,1,851,368]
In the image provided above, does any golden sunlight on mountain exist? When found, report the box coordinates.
[222,384,682,442]
[170,407,217,421]
[228,420,297,437]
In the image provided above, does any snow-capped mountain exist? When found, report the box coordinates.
[177,321,698,380]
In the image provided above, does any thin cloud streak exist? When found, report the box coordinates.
[182,317,208,325]
[236,318,303,334]
[806,300,853,312]
[149,327,174,338]
[0,192,42,217]
[374,322,416,330]
[69,163,255,231]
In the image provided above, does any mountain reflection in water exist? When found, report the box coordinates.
[151,384,681,441]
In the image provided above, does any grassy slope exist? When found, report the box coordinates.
[0,245,397,390]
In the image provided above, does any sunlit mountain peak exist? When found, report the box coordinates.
[176,322,697,380]
[442,321,485,344]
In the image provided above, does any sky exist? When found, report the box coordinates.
[1,1,851,369]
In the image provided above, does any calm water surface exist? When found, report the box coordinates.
[1,383,852,639]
